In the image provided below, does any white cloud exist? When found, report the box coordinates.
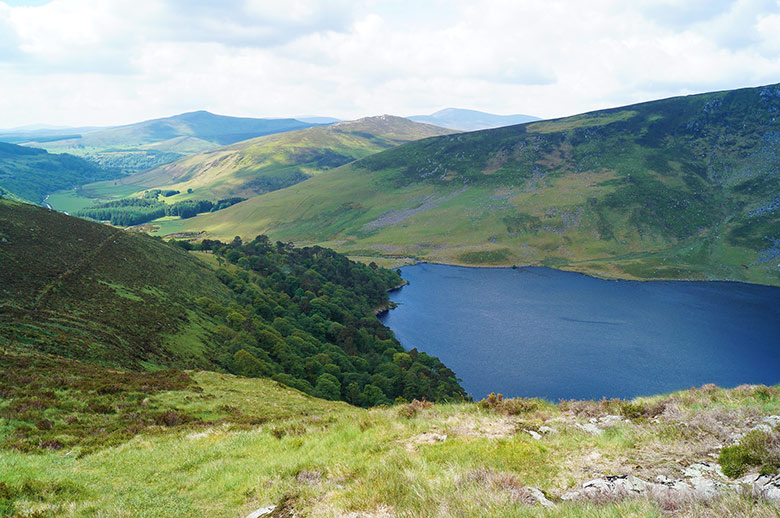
[0,0,779,127]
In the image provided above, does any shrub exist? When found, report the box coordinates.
[719,429,780,478]
[397,398,433,418]
[478,392,537,415]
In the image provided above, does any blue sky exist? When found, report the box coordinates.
[0,0,779,127]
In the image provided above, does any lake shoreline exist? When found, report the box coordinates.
[394,258,780,289]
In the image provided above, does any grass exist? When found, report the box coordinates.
[43,189,99,213]
[1,359,779,517]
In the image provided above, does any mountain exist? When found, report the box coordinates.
[0,142,119,204]
[90,115,458,201]
[0,198,464,404]
[30,111,319,172]
[408,108,541,131]
[0,125,105,145]
[165,83,780,287]
[296,116,342,124]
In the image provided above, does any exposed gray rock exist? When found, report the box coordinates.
[561,470,729,503]
[538,425,558,435]
[737,473,780,500]
[763,415,780,428]
[561,475,647,501]
[526,430,542,440]
[246,506,276,518]
[525,486,554,507]
[574,423,603,435]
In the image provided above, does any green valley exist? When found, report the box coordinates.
[0,143,119,205]
[165,83,780,286]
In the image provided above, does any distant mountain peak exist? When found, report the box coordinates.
[408,108,541,131]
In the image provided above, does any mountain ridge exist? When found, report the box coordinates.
[162,82,780,287]
[83,115,458,201]
[29,110,319,172]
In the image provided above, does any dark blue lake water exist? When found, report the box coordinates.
[379,264,780,401]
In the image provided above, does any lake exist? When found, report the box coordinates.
[379,263,780,401]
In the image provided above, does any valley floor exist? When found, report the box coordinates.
[2,363,779,517]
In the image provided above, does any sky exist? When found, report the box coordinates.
[1,0,780,127]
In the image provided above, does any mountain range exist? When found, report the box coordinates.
[26,111,320,172]
[163,83,780,287]
[94,115,457,201]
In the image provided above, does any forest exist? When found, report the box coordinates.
[174,235,468,406]
[75,196,245,226]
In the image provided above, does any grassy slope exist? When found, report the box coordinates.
[34,111,316,172]
[169,83,780,286]
[1,352,778,517]
[56,116,457,208]
[0,198,232,369]
[0,143,119,205]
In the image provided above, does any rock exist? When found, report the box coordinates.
[538,425,558,434]
[575,423,604,435]
[526,430,542,440]
[561,475,647,501]
[525,486,554,507]
[246,506,276,518]
[561,472,721,503]
[682,462,722,479]
[597,415,625,426]
[737,473,780,500]
[763,415,780,428]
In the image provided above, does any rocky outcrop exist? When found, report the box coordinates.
[560,463,780,505]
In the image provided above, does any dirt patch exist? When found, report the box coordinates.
[363,187,468,229]
[405,431,448,452]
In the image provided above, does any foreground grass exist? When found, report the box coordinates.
[2,353,779,517]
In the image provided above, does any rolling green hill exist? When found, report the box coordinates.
[165,83,780,286]
[84,115,458,201]
[32,111,318,172]
[0,199,465,405]
[0,142,119,204]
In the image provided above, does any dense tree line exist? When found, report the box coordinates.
[173,235,468,406]
[75,197,245,226]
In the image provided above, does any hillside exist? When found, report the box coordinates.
[165,83,780,286]
[0,198,234,369]
[32,111,318,172]
[0,199,464,405]
[85,115,458,201]
[0,142,119,204]
[1,366,779,516]
[409,108,541,130]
